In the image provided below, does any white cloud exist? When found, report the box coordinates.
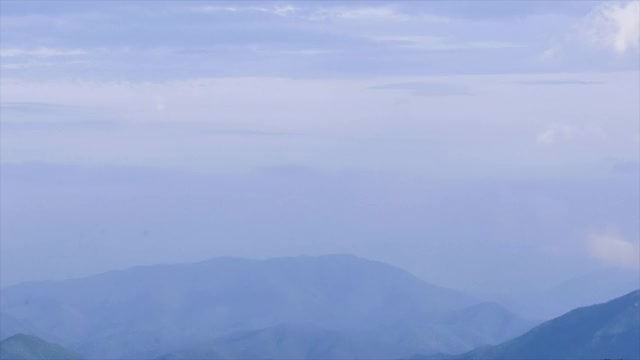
[588,233,640,269]
[276,49,335,56]
[0,60,91,71]
[192,6,239,13]
[312,6,409,21]
[374,36,520,51]
[191,4,446,23]
[582,1,640,54]
[191,5,297,17]
[541,46,559,60]
[0,47,87,58]
[309,5,451,23]
[536,124,606,145]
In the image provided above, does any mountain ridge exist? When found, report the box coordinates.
[0,333,83,360]
[417,289,640,360]
[0,254,530,359]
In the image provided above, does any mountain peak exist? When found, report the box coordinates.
[460,289,640,360]
[0,333,83,360]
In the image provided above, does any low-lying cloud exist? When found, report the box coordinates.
[588,233,640,269]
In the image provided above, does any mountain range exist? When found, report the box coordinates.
[3,289,638,360]
[500,268,640,320]
[416,289,640,360]
[0,334,83,360]
[0,255,534,359]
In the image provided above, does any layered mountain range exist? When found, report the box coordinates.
[0,255,533,359]
[1,255,637,360]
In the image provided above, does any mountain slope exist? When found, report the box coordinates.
[155,346,224,360]
[0,254,532,359]
[459,289,640,359]
[0,334,83,360]
[437,302,536,347]
[157,323,374,360]
[0,314,37,342]
[504,268,640,320]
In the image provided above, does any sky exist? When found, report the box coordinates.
[0,1,639,298]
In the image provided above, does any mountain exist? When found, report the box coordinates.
[0,313,58,347]
[433,289,640,360]
[0,254,532,359]
[156,323,367,360]
[0,314,37,342]
[208,323,363,360]
[502,268,640,320]
[437,302,536,347]
[160,313,533,360]
[0,334,83,360]
[155,345,224,360]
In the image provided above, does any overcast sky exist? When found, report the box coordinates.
[1,1,638,297]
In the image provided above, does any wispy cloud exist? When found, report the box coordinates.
[311,6,410,22]
[189,4,446,23]
[588,233,640,269]
[0,60,90,70]
[0,101,117,129]
[0,101,76,112]
[0,47,88,58]
[190,4,297,17]
[0,120,120,131]
[374,36,521,51]
[200,129,291,137]
[518,79,604,86]
[371,81,472,96]
[536,124,606,145]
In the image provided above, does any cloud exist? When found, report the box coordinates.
[371,81,472,96]
[312,6,410,21]
[518,79,604,86]
[190,4,425,22]
[0,101,75,112]
[588,233,639,269]
[201,129,291,137]
[541,1,639,60]
[581,1,640,54]
[536,124,606,145]
[0,60,90,70]
[190,5,297,17]
[0,101,117,129]
[0,120,120,131]
[374,36,520,51]
[0,47,87,58]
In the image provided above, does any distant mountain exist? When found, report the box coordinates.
[0,313,59,347]
[0,334,83,360]
[161,319,506,360]
[155,345,224,360]
[425,289,640,360]
[502,268,640,320]
[209,323,362,360]
[157,323,371,360]
[437,302,536,347]
[0,254,532,359]
[0,314,36,342]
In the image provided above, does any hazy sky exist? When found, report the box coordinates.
[1,1,639,297]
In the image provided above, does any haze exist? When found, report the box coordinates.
[1,0,639,308]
